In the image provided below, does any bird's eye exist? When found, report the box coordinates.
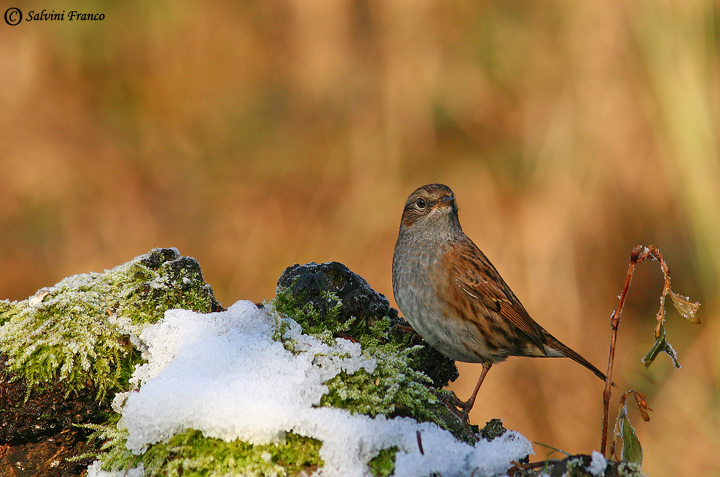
[415,197,426,209]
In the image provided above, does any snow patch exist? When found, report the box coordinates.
[587,450,607,475]
[105,300,532,476]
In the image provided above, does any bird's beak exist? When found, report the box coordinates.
[436,196,455,208]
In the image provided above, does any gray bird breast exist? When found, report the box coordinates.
[393,228,496,364]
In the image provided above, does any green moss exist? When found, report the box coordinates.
[273,287,352,344]
[272,286,455,429]
[0,299,16,326]
[320,330,442,424]
[94,421,322,477]
[368,446,398,477]
[0,248,218,401]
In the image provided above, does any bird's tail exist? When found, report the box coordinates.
[544,335,610,383]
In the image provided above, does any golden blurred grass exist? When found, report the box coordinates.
[1,1,718,474]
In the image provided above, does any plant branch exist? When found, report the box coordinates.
[600,245,656,455]
[600,244,698,456]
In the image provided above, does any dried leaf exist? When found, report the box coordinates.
[633,392,652,422]
[28,290,49,307]
[642,323,681,369]
[621,415,643,464]
[669,290,701,324]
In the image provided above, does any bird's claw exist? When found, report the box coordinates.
[442,391,472,422]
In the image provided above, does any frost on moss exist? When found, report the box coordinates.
[0,299,16,326]
[0,248,220,401]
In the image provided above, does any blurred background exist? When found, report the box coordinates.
[1,0,718,474]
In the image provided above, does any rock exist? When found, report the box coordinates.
[276,261,459,388]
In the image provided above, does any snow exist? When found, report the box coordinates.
[93,300,533,476]
[87,461,144,477]
[586,450,607,475]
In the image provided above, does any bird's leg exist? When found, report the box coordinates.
[444,363,493,421]
[460,362,492,420]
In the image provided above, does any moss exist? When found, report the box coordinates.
[91,420,322,477]
[320,323,444,425]
[275,262,459,389]
[0,299,16,326]
[480,418,506,441]
[273,285,463,436]
[367,446,398,477]
[273,287,352,344]
[0,248,219,401]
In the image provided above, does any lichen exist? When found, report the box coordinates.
[0,248,219,401]
[508,453,644,477]
[615,460,643,476]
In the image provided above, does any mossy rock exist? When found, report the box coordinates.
[91,261,477,476]
[276,261,459,388]
[274,261,473,442]
[0,247,220,403]
[1,255,644,477]
[0,248,221,475]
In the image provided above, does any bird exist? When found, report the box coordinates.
[392,183,608,418]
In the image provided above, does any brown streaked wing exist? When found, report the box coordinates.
[444,237,548,353]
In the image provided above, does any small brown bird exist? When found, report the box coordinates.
[392,184,607,417]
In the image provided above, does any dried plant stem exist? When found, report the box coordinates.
[600,245,661,455]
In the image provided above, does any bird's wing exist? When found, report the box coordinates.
[446,240,548,353]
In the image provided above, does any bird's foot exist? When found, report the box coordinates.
[442,391,473,422]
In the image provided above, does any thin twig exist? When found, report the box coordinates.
[600,245,658,455]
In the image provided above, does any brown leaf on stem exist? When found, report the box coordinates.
[669,290,701,324]
[633,391,652,422]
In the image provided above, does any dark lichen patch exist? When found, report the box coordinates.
[95,424,323,477]
[0,248,219,402]
[480,418,507,441]
[277,261,396,332]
